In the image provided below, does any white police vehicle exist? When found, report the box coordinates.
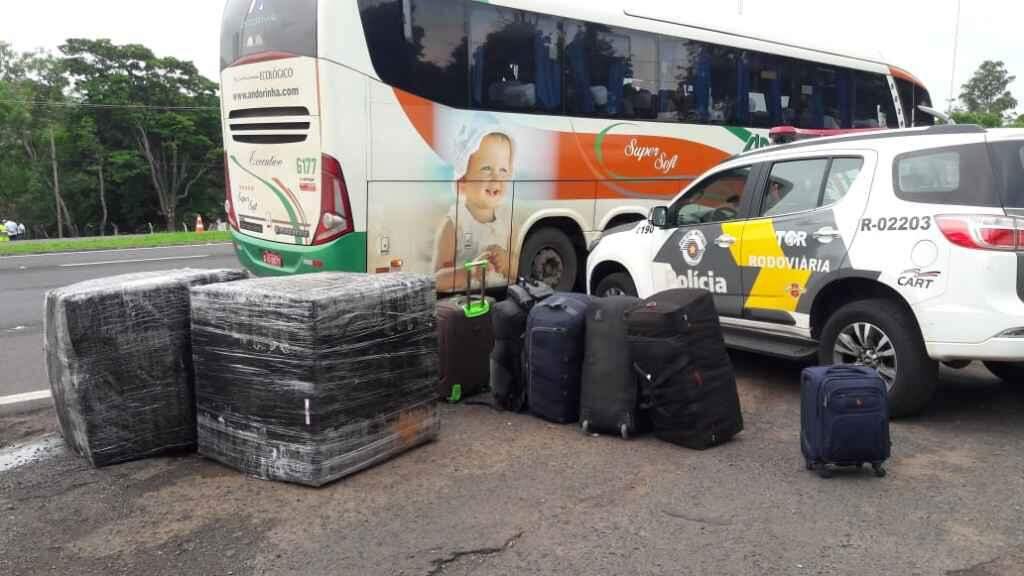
[587,125,1024,415]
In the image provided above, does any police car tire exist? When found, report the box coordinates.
[983,362,1024,385]
[819,299,938,418]
[519,227,578,292]
[594,272,638,298]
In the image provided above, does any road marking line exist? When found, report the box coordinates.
[0,389,51,407]
[1,243,232,259]
[59,254,211,268]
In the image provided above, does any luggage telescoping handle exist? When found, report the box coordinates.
[462,260,491,318]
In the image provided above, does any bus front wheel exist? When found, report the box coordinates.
[519,227,578,292]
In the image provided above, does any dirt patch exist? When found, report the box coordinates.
[0,406,58,449]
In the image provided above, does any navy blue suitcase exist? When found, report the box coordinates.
[525,293,590,424]
[801,365,891,478]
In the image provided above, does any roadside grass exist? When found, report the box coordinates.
[0,231,233,256]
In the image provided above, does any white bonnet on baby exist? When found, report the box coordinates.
[449,114,516,181]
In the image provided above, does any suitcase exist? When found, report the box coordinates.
[490,298,528,411]
[801,365,890,478]
[580,296,643,438]
[508,279,554,310]
[626,289,743,450]
[525,292,590,423]
[437,261,495,402]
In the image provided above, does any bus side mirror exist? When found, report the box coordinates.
[649,206,669,228]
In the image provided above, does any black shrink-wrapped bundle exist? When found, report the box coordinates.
[191,272,441,487]
[44,268,248,467]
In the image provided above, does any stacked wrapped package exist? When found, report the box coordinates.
[191,273,441,487]
[44,269,247,467]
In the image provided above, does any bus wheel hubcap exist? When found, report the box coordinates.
[532,248,563,287]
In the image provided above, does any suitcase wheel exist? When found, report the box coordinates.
[872,463,887,478]
[815,463,833,479]
[620,424,630,440]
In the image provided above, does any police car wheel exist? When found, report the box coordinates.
[520,227,578,292]
[983,362,1024,384]
[594,272,637,298]
[819,299,937,417]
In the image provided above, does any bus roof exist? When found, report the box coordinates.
[487,0,921,82]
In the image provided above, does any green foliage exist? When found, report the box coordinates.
[959,60,1018,120]
[0,231,231,256]
[0,39,224,237]
[950,110,1005,128]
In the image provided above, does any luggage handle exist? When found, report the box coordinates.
[461,260,490,318]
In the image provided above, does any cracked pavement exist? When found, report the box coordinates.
[2,353,1024,575]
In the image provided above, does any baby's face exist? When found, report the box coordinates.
[461,134,511,211]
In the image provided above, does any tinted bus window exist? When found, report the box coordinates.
[854,72,898,129]
[358,0,468,108]
[470,5,560,113]
[658,37,703,123]
[896,78,936,127]
[565,23,657,119]
[221,0,318,70]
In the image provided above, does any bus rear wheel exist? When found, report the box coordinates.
[519,227,578,292]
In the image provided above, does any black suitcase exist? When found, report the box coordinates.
[490,299,528,411]
[801,365,890,478]
[525,292,590,423]
[437,261,494,402]
[627,289,743,449]
[580,295,643,438]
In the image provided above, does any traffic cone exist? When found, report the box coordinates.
[195,215,205,233]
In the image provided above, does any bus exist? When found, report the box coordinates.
[219,0,934,292]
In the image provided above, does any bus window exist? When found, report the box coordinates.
[744,52,784,128]
[854,71,898,129]
[565,23,657,119]
[658,37,702,123]
[221,0,317,69]
[896,78,936,127]
[470,4,561,113]
[359,0,468,109]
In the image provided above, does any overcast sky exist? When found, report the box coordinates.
[1,0,1020,115]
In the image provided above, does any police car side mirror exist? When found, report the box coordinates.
[649,206,669,228]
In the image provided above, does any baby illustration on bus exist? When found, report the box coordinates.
[433,120,515,291]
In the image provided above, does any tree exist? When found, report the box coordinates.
[950,110,1004,128]
[60,39,222,232]
[959,60,1018,120]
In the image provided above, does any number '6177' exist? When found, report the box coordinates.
[296,158,318,176]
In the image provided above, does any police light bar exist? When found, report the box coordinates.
[769,126,882,145]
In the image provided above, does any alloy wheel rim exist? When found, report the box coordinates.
[833,322,898,392]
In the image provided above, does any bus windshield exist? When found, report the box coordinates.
[221,0,318,70]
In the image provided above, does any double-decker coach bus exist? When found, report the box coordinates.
[220,0,934,292]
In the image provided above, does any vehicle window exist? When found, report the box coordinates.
[670,167,752,226]
[822,158,864,205]
[565,23,657,119]
[222,0,317,70]
[853,72,897,129]
[470,4,561,113]
[740,52,784,128]
[895,78,936,127]
[893,144,999,206]
[989,141,1024,208]
[358,0,469,108]
[761,159,829,216]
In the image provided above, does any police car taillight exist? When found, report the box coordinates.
[935,215,1024,251]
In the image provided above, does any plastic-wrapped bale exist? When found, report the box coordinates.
[44,268,248,467]
[192,273,441,487]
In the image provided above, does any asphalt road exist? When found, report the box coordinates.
[0,243,239,398]
[1,354,1022,576]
